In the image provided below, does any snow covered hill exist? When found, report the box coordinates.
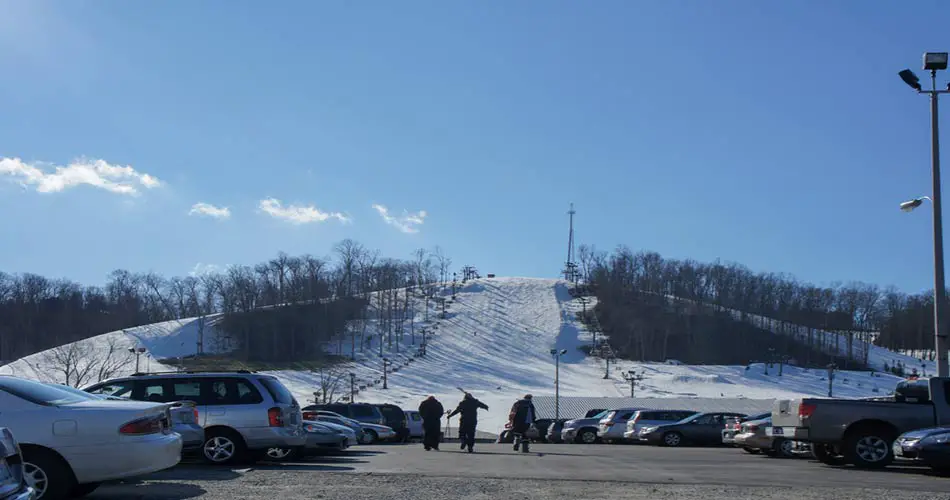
[0,277,919,435]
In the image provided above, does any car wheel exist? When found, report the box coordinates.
[844,428,895,469]
[363,429,378,444]
[774,438,795,458]
[812,443,847,466]
[202,429,247,465]
[578,430,597,444]
[69,482,102,498]
[741,447,760,454]
[22,448,74,500]
[662,432,683,447]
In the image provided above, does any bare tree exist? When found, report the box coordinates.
[432,246,452,285]
[314,367,345,403]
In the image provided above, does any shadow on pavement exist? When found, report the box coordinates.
[250,464,356,472]
[805,461,936,476]
[91,482,206,499]
[119,467,244,482]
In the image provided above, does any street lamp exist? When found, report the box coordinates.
[826,363,838,397]
[550,348,567,421]
[898,52,950,377]
[128,347,147,373]
[382,358,391,390]
[349,373,356,403]
[622,370,645,397]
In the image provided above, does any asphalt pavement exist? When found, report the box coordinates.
[88,443,950,499]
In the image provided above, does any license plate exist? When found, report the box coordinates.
[772,427,783,435]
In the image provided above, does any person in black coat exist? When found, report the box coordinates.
[508,394,538,451]
[418,395,444,451]
[448,393,489,453]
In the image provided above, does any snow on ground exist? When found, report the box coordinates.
[0,315,224,385]
[1,277,918,436]
[268,278,909,436]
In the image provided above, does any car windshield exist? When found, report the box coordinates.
[592,410,610,419]
[676,413,702,424]
[0,377,87,406]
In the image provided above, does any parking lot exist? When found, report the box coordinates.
[85,444,950,499]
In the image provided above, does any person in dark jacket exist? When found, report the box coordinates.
[418,395,444,451]
[448,393,489,453]
[508,394,537,452]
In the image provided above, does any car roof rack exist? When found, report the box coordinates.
[130,369,255,376]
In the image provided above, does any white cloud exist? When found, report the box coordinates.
[189,202,231,220]
[372,204,427,234]
[0,157,163,196]
[257,198,350,225]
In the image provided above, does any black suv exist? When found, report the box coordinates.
[373,403,409,442]
[305,403,386,426]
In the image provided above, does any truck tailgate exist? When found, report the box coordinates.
[772,398,802,428]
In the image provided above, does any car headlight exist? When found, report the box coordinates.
[304,424,333,435]
[640,426,658,434]
[922,433,950,445]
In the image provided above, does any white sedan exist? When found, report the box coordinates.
[0,376,182,500]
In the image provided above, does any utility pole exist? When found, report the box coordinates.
[826,363,837,397]
[563,203,578,283]
[550,349,567,421]
[622,370,645,397]
[382,358,391,389]
[349,373,356,403]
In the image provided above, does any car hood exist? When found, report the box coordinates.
[900,426,950,440]
[563,418,599,428]
[361,423,394,432]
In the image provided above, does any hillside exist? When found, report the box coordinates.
[0,277,917,435]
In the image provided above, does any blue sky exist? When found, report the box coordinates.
[1,0,949,293]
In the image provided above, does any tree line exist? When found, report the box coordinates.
[579,244,939,364]
[0,239,454,363]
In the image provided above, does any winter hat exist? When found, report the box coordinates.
[524,394,533,400]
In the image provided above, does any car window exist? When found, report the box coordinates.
[326,404,348,414]
[138,381,168,402]
[0,377,87,406]
[351,405,378,418]
[257,377,294,405]
[171,380,202,402]
[87,381,134,398]
[202,378,264,406]
[619,412,634,420]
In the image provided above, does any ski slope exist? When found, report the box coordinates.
[0,277,919,436]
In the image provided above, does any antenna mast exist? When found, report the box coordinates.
[563,203,578,283]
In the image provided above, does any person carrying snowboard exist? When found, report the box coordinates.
[509,394,537,452]
[447,392,489,453]
[418,395,444,451]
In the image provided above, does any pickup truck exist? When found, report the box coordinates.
[770,377,950,469]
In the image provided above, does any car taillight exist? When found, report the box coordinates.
[193,407,200,423]
[302,411,317,420]
[798,403,817,419]
[119,416,164,435]
[268,407,283,427]
[747,424,759,431]
[604,422,614,427]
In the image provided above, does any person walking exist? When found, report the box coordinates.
[418,395,444,451]
[448,393,489,453]
[508,394,537,453]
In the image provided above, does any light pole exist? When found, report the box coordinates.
[128,347,147,373]
[898,51,950,377]
[826,363,838,397]
[349,373,356,403]
[382,358,391,390]
[550,348,567,421]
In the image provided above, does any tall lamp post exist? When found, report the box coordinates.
[382,358,391,390]
[550,348,567,421]
[898,51,950,377]
[349,372,356,403]
[128,347,147,373]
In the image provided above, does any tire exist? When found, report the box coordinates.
[577,429,598,444]
[662,432,683,447]
[22,447,75,500]
[69,483,101,498]
[202,428,247,465]
[774,438,796,458]
[363,429,379,444]
[844,427,895,469]
[741,447,761,454]
[812,443,847,466]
